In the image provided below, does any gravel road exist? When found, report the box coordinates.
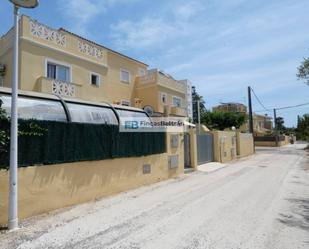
[1,143,308,249]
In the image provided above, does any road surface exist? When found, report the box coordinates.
[1,143,308,249]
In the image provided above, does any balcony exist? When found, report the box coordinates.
[170,106,187,117]
[36,77,81,98]
[137,70,186,93]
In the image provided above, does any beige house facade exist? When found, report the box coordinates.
[212,103,273,134]
[213,102,247,113]
[0,15,191,117]
[135,69,189,117]
[252,114,273,135]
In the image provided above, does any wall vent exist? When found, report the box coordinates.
[143,164,151,174]
[170,135,179,148]
[168,155,179,169]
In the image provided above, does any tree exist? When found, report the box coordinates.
[0,99,9,153]
[275,116,285,131]
[201,111,247,130]
[297,57,309,85]
[296,114,309,141]
[192,86,206,123]
[0,100,47,155]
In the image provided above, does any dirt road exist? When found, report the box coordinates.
[1,144,308,249]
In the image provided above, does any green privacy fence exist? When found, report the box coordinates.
[0,120,166,169]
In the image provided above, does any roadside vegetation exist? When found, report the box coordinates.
[201,111,247,130]
[0,101,47,169]
[297,57,309,86]
[296,114,309,142]
[192,86,247,130]
[0,100,9,154]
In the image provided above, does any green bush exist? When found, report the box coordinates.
[201,111,247,130]
[296,114,309,142]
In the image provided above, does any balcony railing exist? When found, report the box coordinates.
[137,71,186,93]
[170,106,187,117]
[157,74,186,93]
[37,77,81,98]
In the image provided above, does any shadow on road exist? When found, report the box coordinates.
[278,197,309,231]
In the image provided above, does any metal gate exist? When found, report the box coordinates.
[184,133,191,168]
[197,133,214,165]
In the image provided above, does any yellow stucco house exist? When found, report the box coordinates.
[0,15,192,118]
[252,113,273,136]
[212,103,273,134]
[213,102,247,113]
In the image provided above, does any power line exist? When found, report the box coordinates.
[254,102,309,113]
[249,87,309,112]
[276,102,309,110]
[250,87,271,112]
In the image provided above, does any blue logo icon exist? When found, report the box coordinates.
[125,121,139,129]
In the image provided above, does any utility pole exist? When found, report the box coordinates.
[273,108,277,130]
[197,100,200,134]
[273,108,278,146]
[247,86,254,134]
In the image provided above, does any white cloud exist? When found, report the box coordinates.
[172,1,204,20]
[57,0,105,35]
[109,0,205,50]
[57,0,140,35]
[110,17,182,49]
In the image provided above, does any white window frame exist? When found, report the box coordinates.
[121,99,130,106]
[90,72,101,87]
[160,92,167,104]
[45,58,72,82]
[172,96,182,108]
[120,68,131,83]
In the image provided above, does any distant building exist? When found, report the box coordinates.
[179,79,193,120]
[135,69,189,117]
[253,114,273,134]
[213,102,247,113]
[212,102,273,134]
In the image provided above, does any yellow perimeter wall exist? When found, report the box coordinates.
[211,131,254,163]
[236,132,254,158]
[0,133,184,226]
[254,136,290,147]
[212,131,237,163]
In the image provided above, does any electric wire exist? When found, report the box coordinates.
[250,87,271,112]
[276,102,309,110]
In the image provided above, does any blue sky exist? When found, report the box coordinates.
[1,0,308,126]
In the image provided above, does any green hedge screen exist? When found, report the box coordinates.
[0,120,166,169]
